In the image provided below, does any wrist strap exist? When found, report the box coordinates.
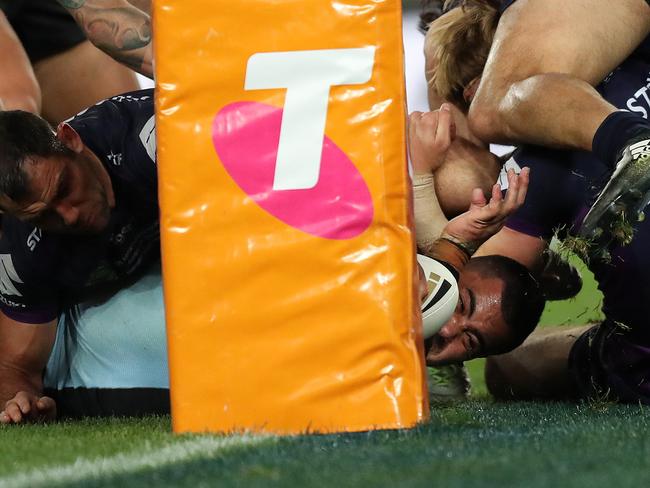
[427,238,470,272]
[440,232,479,256]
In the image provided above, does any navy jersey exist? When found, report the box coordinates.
[498,0,516,12]
[0,89,158,323]
[505,41,650,338]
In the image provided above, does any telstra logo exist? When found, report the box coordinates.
[212,47,376,240]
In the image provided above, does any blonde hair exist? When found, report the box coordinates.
[424,0,500,112]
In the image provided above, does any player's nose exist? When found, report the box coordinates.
[437,315,461,339]
[55,202,80,226]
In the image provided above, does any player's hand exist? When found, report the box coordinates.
[408,104,456,175]
[0,391,57,424]
[442,167,530,252]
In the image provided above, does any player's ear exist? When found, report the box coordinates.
[463,77,481,105]
[56,123,84,154]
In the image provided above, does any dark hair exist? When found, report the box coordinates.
[419,0,446,33]
[0,110,72,205]
[467,255,545,351]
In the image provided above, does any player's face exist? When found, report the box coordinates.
[425,269,512,366]
[6,154,115,234]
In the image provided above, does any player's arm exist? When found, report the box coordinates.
[428,167,530,267]
[57,0,153,79]
[476,226,548,271]
[409,105,456,250]
[0,313,57,424]
[0,12,41,113]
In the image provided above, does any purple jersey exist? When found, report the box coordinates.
[0,89,158,323]
[505,41,650,341]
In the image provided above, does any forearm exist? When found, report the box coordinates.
[0,314,56,408]
[475,226,547,271]
[58,0,154,78]
[413,173,448,251]
[0,12,42,113]
[0,363,42,407]
[0,92,40,114]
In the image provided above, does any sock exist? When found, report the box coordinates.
[592,111,650,168]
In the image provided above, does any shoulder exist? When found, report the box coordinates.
[69,89,157,186]
[68,89,154,129]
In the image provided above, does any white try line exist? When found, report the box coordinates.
[0,435,270,488]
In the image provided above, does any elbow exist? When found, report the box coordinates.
[0,90,42,115]
[16,94,41,115]
[467,97,504,144]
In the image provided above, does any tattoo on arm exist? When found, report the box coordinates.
[62,1,154,78]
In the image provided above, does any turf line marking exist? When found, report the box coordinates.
[0,435,269,488]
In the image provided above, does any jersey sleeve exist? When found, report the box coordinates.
[0,229,59,324]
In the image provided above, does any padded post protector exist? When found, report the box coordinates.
[155,0,427,434]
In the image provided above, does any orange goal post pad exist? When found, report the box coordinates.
[154,0,427,434]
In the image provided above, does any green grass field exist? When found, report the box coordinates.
[4,257,641,488]
[3,401,650,488]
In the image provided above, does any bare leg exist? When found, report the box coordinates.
[485,325,592,400]
[469,0,650,150]
[33,40,139,124]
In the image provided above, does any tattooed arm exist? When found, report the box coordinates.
[57,0,153,79]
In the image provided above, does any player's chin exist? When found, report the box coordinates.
[425,346,469,367]
[425,350,453,367]
[86,207,112,233]
[426,358,454,367]
[73,214,110,235]
[86,218,110,234]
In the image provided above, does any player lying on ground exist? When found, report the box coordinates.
[0,165,530,423]
[420,1,650,403]
[0,89,159,423]
[422,0,650,256]
[409,106,545,367]
[478,118,650,404]
[474,47,650,401]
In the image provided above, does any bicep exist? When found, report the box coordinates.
[475,226,547,272]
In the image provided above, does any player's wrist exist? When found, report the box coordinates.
[412,172,434,185]
[439,232,479,257]
[425,237,471,272]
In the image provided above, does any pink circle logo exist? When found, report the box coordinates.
[212,101,374,240]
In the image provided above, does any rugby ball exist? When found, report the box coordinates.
[417,253,459,338]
